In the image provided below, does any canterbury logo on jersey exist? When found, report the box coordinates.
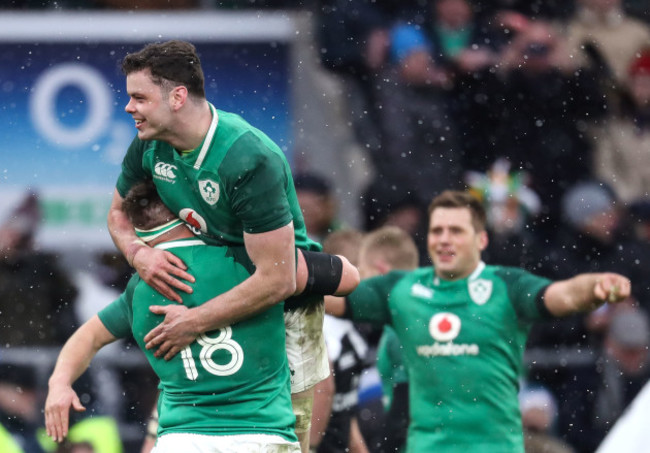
[416,312,480,357]
[411,283,434,299]
[153,162,177,183]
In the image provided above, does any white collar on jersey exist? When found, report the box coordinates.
[433,261,486,286]
[194,102,219,170]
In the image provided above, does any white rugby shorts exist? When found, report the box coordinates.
[284,300,330,394]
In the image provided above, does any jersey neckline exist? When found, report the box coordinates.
[193,102,219,170]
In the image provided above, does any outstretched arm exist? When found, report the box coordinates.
[45,315,117,443]
[144,222,297,360]
[543,272,631,317]
[107,189,194,303]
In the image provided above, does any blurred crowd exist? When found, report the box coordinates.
[2,0,650,452]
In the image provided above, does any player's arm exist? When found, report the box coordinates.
[107,189,194,303]
[45,315,117,443]
[144,222,297,359]
[349,416,370,453]
[324,295,347,317]
[543,272,631,317]
[326,272,401,320]
[296,250,360,297]
[310,362,335,450]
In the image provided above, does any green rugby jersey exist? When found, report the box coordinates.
[346,262,552,453]
[98,238,296,441]
[116,105,320,252]
[376,325,408,411]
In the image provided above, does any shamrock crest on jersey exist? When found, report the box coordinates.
[198,179,220,205]
[469,279,492,305]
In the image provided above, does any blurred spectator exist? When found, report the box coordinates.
[361,180,428,265]
[311,229,369,453]
[519,385,576,453]
[528,180,650,452]
[423,0,506,172]
[315,0,426,150]
[0,191,78,346]
[294,172,342,243]
[565,0,650,89]
[592,48,650,205]
[0,192,79,452]
[368,6,465,207]
[596,380,650,452]
[592,308,650,439]
[490,20,606,232]
[529,181,650,348]
[466,158,543,270]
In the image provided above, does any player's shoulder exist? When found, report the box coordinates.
[217,109,282,154]
[216,109,262,145]
[486,263,529,278]
[383,267,431,287]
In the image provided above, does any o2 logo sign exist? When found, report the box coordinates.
[29,63,113,147]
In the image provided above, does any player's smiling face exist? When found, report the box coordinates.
[427,207,487,281]
[125,69,174,141]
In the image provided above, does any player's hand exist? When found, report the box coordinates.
[594,273,631,304]
[133,246,195,303]
[144,304,197,360]
[44,384,85,443]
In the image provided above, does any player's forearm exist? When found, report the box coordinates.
[324,295,347,317]
[310,372,335,448]
[544,273,628,316]
[190,268,295,332]
[189,224,297,332]
[49,316,115,387]
[107,189,147,265]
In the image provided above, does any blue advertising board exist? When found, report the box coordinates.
[0,12,294,250]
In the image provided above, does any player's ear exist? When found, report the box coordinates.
[477,230,488,252]
[169,85,188,111]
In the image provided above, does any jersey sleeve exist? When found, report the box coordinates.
[346,271,407,326]
[384,327,408,384]
[115,135,150,198]
[498,267,552,323]
[219,132,293,234]
[97,274,138,338]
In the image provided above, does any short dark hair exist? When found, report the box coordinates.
[428,190,487,232]
[121,180,176,230]
[122,40,206,98]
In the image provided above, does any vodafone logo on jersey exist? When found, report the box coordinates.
[429,313,461,342]
[417,312,480,357]
[153,162,177,183]
[179,208,207,235]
